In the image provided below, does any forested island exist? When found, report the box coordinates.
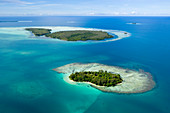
[69,70,123,86]
[54,63,155,93]
[25,28,114,41]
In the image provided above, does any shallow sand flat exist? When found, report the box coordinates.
[53,63,155,94]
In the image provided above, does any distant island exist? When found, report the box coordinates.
[130,23,137,24]
[127,22,141,25]
[25,28,114,41]
[69,70,123,87]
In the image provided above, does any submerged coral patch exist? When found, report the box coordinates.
[10,81,51,99]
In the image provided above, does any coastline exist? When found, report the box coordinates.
[53,63,155,94]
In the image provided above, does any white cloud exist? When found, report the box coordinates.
[113,12,120,15]
[131,11,137,15]
[88,12,95,15]
[0,0,33,4]
[8,3,63,10]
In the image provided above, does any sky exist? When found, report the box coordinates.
[0,0,170,16]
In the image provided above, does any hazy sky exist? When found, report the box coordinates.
[0,0,170,16]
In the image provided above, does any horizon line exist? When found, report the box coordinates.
[0,15,170,17]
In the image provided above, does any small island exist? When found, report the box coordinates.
[54,63,155,93]
[127,22,141,25]
[25,28,114,41]
[131,23,137,24]
[69,70,123,86]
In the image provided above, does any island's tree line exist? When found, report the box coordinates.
[25,28,114,41]
[45,30,113,41]
[69,70,123,87]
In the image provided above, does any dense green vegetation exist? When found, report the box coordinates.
[25,28,51,36]
[46,30,114,41]
[25,28,114,41]
[69,70,123,87]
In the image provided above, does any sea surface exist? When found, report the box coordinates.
[0,16,170,113]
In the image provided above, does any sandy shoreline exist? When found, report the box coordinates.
[0,26,131,42]
[53,63,155,94]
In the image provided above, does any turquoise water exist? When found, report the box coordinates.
[0,16,170,113]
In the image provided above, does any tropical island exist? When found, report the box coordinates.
[69,70,123,86]
[25,28,114,41]
[54,63,156,93]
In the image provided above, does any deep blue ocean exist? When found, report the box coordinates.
[0,16,170,113]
